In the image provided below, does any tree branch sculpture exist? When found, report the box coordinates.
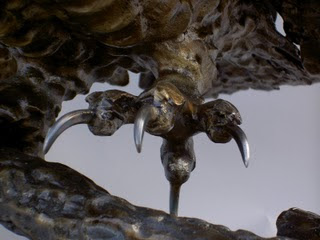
[0,147,319,239]
[0,0,319,239]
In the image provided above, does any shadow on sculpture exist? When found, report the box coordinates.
[0,0,319,239]
[0,148,319,239]
[43,89,250,216]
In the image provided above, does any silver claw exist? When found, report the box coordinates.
[226,125,250,168]
[43,109,95,155]
[134,105,153,153]
[169,184,181,216]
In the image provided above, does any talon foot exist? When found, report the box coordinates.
[199,99,250,167]
[86,90,138,136]
[44,90,138,155]
[133,82,189,153]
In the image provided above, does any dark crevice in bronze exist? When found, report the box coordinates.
[0,0,319,239]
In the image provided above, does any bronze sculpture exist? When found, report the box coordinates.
[0,0,319,239]
[43,90,249,215]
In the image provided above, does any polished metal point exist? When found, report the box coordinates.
[43,109,95,155]
[169,184,181,216]
[134,105,153,153]
[226,125,250,168]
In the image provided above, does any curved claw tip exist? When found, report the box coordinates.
[136,143,142,153]
[134,105,153,153]
[226,125,250,168]
[43,109,94,155]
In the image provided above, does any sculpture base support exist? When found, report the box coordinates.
[0,147,318,240]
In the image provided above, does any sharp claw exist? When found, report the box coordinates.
[43,109,95,155]
[134,105,153,153]
[226,125,250,168]
[169,184,181,216]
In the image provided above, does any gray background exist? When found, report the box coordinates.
[1,15,320,239]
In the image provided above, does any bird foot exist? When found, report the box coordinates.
[43,85,250,216]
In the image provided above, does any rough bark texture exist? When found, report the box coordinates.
[1,0,319,156]
[277,208,320,240]
[1,147,319,240]
[0,0,320,239]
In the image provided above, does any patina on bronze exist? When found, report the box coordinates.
[44,89,249,216]
[0,0,320,239]
[0,0,318,156]
[0,148,319,240]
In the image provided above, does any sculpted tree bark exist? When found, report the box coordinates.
[0,0,319,239]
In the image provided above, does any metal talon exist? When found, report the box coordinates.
[134,105,153,153]
[161,138,195,216]
[226,125,250,168]
[43,109,95,154]
[169,184,181,216]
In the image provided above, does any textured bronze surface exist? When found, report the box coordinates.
[277,208,320,240]
[1,147,318,240]
[44,89,249,215]
[271,0,320,75]
[0,0,320,239]
[0,0,319,156]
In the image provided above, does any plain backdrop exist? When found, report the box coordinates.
[1,15,320,239]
